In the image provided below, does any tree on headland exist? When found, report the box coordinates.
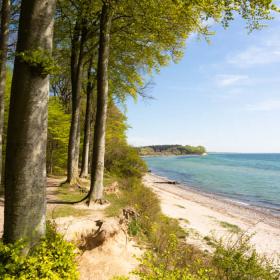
[3,0,56,248]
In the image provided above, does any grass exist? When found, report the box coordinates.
[105,193,128,217]
[219,221,241,234]
[47,205,92,219]
[56,183,85,202]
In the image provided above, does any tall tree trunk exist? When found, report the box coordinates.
[80,58,94,178]
[0,0,10,192]
[3,0,56,246]
[87,2,112,204]
[66,22,86,184]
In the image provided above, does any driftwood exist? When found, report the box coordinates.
[154,181,178,185]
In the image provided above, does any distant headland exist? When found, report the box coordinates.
[137,144,207,156]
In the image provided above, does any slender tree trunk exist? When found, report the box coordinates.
[87,2,112,204]
[0,0,10,192]
[80,59,94,178]
[66,22,86,184]
[3,0,56,246]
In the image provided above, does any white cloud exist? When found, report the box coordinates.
[215,74,249,87]
[227,35,280,67]
[246,99,280,111]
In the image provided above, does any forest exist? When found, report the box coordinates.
[0,0,279,279]
[138,145,207,156]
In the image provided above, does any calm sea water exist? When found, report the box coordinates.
[144,153,280,213]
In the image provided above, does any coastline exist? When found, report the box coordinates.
[143,172,280,258]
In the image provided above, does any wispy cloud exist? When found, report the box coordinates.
[246,99,280,111]
[215,74,249,87]
[227,36,280,67]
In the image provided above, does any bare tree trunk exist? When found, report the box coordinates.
[80,58,94,178]
[3,0,56,246]
[0,0,10,192]
[87,2,112,204]
[67,22,86,184]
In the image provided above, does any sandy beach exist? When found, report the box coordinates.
[143,172,280,259]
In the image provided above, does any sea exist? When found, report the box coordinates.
[144,153,280,215]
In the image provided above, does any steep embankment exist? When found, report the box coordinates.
[0,177,142,280]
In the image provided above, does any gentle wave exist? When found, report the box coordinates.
[144,153,280,214]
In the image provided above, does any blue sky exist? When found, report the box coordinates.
[126,12,280,153]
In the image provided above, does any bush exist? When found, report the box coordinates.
[211,234,280,280]
[106,177,188,252]
[105,143,147,178]
[134,234,211,280]
[108,178,279,280]
[0,222,79,279]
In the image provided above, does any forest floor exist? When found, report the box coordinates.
[0,177,142,280]
[143,173,280,262]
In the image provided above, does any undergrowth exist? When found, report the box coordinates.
[109,176,280,280]
[0,222,79,279]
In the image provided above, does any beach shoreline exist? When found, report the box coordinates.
[143,172,280,258]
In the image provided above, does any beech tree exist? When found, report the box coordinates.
[84,0,277,204]
[80,57,96,178]
[87,0,113,203]
[0,0,10,190]
[3,0,56,247]
[55,0,100,184]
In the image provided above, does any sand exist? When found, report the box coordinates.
[143,173,280,260]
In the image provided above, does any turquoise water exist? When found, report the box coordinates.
[144,153,280,213]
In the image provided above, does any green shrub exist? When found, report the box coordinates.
[134,234,211,280]
[211,234,280,280]
[128,219,142,236]
[105,143,147,178]
[106,177,187,249]
[0,222,79,279]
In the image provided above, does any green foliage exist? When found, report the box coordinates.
[106,177,185,248]
[211,234,280,280]
[106,143,147,178]
[47,97,70,175]
[134,232,280,280]
[128,219,141,236]
[106,178,279,280]
[138,145,206,156]
[17,49,60,76]
[134,234,211,280]
[105,102,147,178]
[0,222,79,280]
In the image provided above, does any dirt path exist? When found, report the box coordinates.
[0,177,142,280]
